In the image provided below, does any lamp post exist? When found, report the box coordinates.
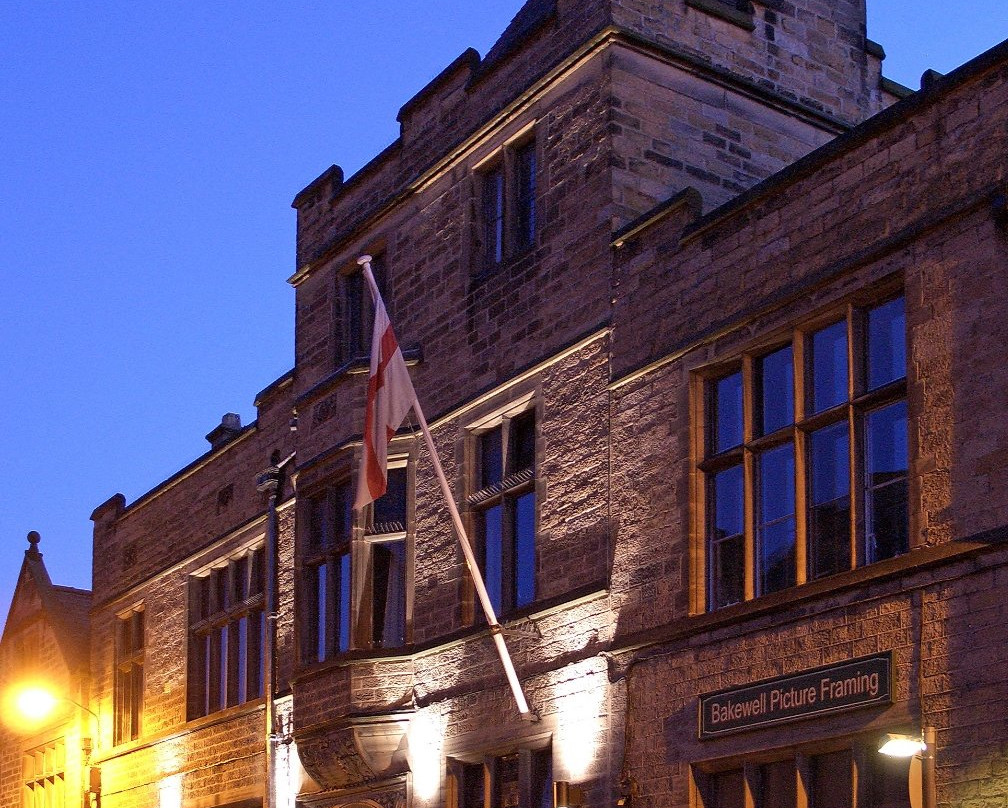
[9,683,101,808]
[879,727,936,808]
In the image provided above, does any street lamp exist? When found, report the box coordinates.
[878,727,936,808]
[7,682,102,808]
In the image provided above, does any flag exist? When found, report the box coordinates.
[355,258,416,510]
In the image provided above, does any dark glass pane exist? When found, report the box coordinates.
[309,495,326,553]
[314,562,327,661]
[757,345,794,435]
[497,753,520,808]
[373,466,408,530]
[372,540,406,648]
[237,615,248,704]
[810,422,851,578]
[233,554,248,602]
[250,547,265,595]
[711,769,745,808]
[710,463,745,606]
[250,610,264,699]
[811,321,849,413]
[217,624,228,710]
[483,167,505,266]
[515,492,536,608]
[712,372,743,453]
[811,750,852,808]
[511,411,536,473]
[462,763,485,808]
[531,748,552,808]
[760,443,795,522]
[334,482,353,545]
[202,634,211,715]
[759,759,796,808]
[346,270,366,357]
[482,504,503,614]
[480,427,503,489]
[867,746,912,808]
[811,422,850,504]
[132,610,145,651]
[713,465,744,539]
[712,533,744,609]
[759,444,795,594]
[867,400,909,562]
[867,297,906,390]
[337,551,351,653]
[515,143,536,250]
[215,568,228,613]
[130,665,143,738]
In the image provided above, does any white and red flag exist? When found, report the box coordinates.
[354,257,417,510]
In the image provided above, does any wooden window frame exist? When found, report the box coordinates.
[474,132,539,275]
[23,739,66,808]
[446,743,552,808]
[691,740,912,808]
[301,480,354,661]
[114,606,144,744]
[467,407,538,619]
[340,252,387,365]
[187,546,266,719]
[363,456,413,650]
[694,294,909,613]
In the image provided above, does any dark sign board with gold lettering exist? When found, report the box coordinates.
[699,652,892,739]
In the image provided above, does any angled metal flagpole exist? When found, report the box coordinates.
[357,256,537,722]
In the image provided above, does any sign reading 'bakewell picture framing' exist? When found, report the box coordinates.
[698,652,892,739]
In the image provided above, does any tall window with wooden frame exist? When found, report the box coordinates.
[468,409,537,616]
[698,295,908,611]
[187,546,265,719]
[447,746,552,808]
[303,481,354,661]
[365,460,409,649]
[114,607,144,744]
[475,135,537,273]
[23,739,65,808]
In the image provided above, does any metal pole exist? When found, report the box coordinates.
[922,726,937,808]
[409,394,536,721]
[357,257,535,721]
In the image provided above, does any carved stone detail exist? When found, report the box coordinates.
[296,713,412,791]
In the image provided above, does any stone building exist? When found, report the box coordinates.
[3,2,1008,808]
[0,534,92,808]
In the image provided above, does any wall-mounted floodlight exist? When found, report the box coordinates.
[878,733,927,757]
[553,781,585,808]
[878,727,936,808]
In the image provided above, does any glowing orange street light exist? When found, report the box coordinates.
[5,682,102,808]
[13,685,62,723]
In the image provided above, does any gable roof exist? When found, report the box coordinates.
[0,533,92,672]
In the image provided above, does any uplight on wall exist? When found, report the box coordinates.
[554,659,607,780]
[407,708,445,802]
[553,781,585,808]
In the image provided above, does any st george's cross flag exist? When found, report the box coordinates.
[354,258,417,510]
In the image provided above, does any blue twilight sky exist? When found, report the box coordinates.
[1,1,1006,617]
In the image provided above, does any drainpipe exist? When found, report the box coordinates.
[257,452,295,808]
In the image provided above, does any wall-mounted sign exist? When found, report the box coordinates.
[698,652,892,739]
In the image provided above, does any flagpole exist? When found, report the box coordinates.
[356,256,537,722]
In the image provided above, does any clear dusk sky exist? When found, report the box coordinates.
[2,1,1006,617]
